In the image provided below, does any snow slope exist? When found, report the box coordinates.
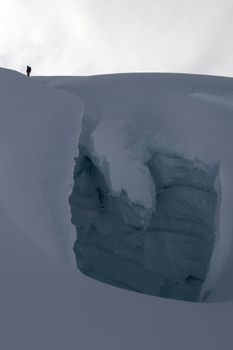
[0,68,83,261]
[0,69,233,348]
[38,73,233,301]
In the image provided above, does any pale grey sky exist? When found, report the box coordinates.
[0,0,233,76]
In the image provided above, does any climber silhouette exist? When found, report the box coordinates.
[26,66,32,77]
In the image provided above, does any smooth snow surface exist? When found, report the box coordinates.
[1,69,233,348]
[0,68,83,261]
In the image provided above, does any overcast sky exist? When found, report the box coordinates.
[0,0,233,76]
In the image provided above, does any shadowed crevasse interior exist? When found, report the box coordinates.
[69,146,219,302]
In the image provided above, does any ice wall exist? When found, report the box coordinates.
[70,118,219,301]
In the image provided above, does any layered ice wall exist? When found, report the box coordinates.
[70,116,219,301]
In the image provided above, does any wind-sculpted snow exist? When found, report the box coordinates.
[70,116,219,301]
